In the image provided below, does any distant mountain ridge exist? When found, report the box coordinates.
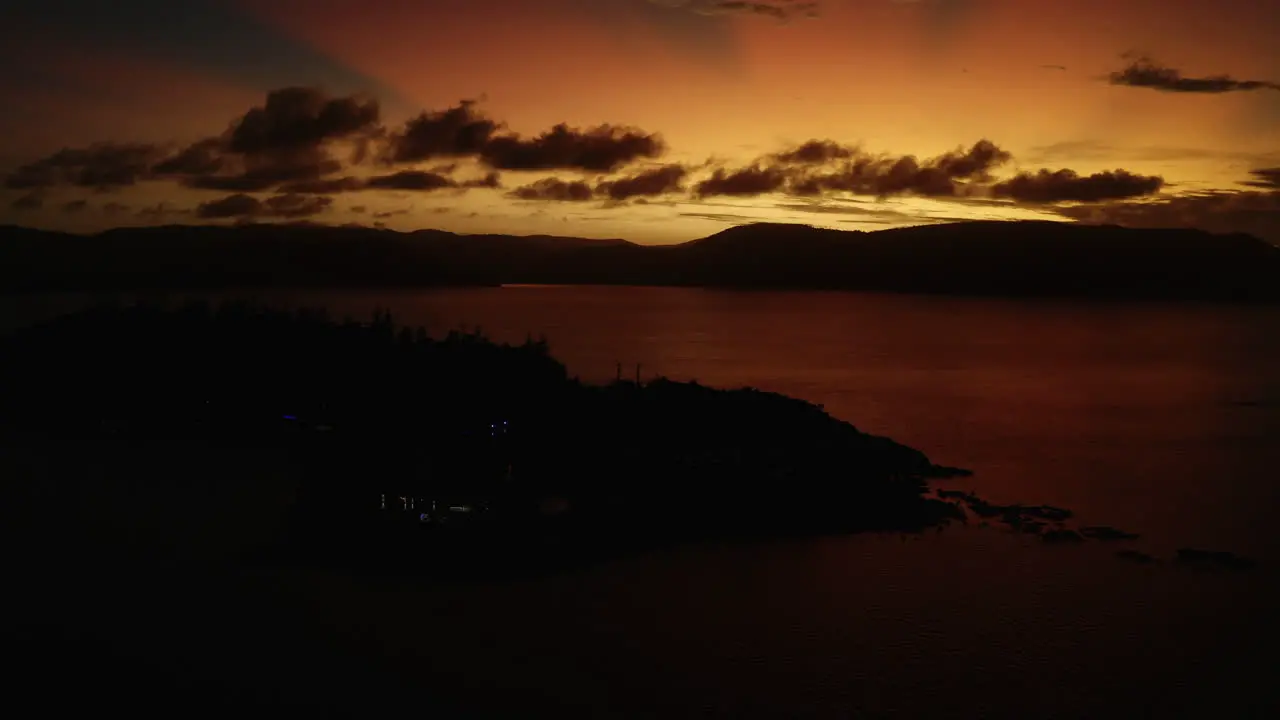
[2,220,1278,302]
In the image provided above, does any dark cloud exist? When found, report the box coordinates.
[509,178,594,202]
[770,140,857,165]
[690,139,1168,208]
[264,193,335,219]
[221,92,662,183]
[350,205,367,214]
[698,139,1013,199]
[158,87,380,192]
[1243,168,1280,191]
[1057,190,1280,243]
[794,155,963,197]
[694,165,789,197]
[195,193,333,220]
[804,147,1071,200]
[185,156,343,192]
[226,87,380,156]
[10,80,1230,238]
[930,139,1013,181]
[279,170,499,194]
[502,165,687,202]
[990,169,1165,203]
[61,199,88,214]
[102,202,130,215]
[481,124,665,173]
[5,88,657,199]
[5,130,325,195]
[151,138,224,177]
[792,139,1011,197]
[365,171,456,191]
[1041,64,1068,71]
[5,143,164,190]
[382,100,500,164]
[10,192,42,210]
[1108,57,1280,94]
[596,164,688,200]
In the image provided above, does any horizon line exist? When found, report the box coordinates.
[4,217,1272,247]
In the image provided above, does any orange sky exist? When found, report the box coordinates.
[2,0,1278,242]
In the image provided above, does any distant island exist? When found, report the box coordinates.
[3,220,1279,302]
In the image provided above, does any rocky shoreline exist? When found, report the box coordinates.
[930,487,1256,571]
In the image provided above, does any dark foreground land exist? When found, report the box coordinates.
[2,302,969,713]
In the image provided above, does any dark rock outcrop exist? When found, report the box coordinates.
[1175,548,1256,571]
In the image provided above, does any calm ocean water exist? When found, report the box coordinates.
[8,286,1280,716]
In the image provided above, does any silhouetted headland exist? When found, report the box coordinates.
[3,219,1278,302]
[1175,548,1257,571]
[1,301,970,579]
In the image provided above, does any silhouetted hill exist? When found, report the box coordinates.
[1,301,966,570]
[665,220,1280,300]
[2,220,1278,301]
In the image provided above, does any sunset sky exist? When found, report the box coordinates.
[2,0,1278,243]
